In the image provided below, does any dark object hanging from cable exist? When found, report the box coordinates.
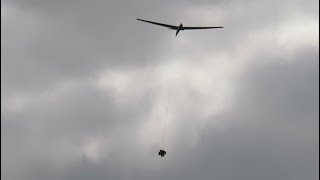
[158,149,166,157]
[158,83,173,157]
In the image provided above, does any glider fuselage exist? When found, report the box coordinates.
[175,23,183,36]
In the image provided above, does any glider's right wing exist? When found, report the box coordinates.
[182,26,224,30]
[137,19,178,30]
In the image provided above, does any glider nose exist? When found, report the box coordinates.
[176,30,180,36]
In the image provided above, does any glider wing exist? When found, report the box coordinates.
[182,26,223,30]
[137,19,178,30]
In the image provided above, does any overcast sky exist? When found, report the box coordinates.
[1,0,319,180]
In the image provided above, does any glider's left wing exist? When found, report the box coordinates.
[137,19,178,29]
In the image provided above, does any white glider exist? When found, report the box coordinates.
[137,18,223,36]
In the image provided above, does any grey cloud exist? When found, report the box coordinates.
[2,47,317,180]
[2,0,317,96]
[2,0,179,95]
[166,48,319,180]
[2,0,318,180]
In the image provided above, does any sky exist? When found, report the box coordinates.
[1,0,319,180]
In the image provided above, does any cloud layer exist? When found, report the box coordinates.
[2,0,319,180]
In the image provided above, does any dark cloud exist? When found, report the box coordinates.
[2,0,318,180]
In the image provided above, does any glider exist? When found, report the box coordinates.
[137,18,223,36]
